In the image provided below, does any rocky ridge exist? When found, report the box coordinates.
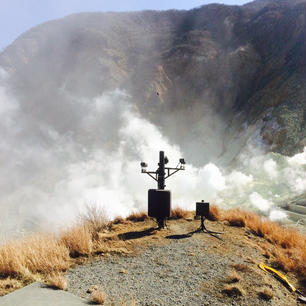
[0,0,305,165]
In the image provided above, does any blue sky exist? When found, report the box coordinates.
[0,0,251,51]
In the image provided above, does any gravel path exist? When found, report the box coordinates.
[67,221,298,306]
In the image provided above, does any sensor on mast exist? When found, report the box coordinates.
[140,151,185,228]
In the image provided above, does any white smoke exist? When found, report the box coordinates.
[263,159,277,179]
[249,192,273,212]
[0,71,305,240]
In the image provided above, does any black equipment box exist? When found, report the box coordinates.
[148,189,171,218]
[196,201,210,218]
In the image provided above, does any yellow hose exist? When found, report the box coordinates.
[258,262,296,292]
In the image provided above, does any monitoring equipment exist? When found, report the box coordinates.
[140,151,185,228]
[195,200,222,235]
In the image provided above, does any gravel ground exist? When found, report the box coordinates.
[67,221,299,306]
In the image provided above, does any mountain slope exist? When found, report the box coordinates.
[0,0,305,165]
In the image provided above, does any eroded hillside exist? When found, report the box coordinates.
[0,0,305,165]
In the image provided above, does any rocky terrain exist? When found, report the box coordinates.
[0,0,305,166]
[66,217,304,306]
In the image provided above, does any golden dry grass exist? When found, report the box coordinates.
[0,277,25,296]
[213,207,306,277]
[81,205,109,235]
[60,224,93,257]
[111,216,126,225]
[258,287,273,300]
[207,204,222,221]
[222,209,246,227]
[230,263,251,273]
[170,208,190,219]
[125,212,149,222]
[0,234,70,277]
[119,268,128,274]
[46,273,68,290]
[91,288,106,305]
[226,270,241,283]
[222,284,245,296]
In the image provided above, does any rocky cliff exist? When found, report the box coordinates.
[0,0,305,165]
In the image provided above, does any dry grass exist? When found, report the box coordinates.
[222,284,245,296]
[125,212,149,222]
[207,204,221,221]
[81,205,109,237]
[119,268,128,274]
[0,205,305,298]
[60,224,93,257]
[223,210,246,227]
[0,278,25,296]
[112,216,126,225]
[258,287,273,300]
[226,270,241,283]
[0,207,131,296]
[91,288,106,305]
[46,273,68,290]
[93,235,131,255]
[211,207,306,277]
[230,263,251,273]
[0,234,70,277]
[170,208,191,219]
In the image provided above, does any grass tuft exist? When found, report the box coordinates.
[91,288,106,305]
[226,270,241,283]
[46,273,68,290]
[230,263,250,273]
[60,224,93,257]
[207,205,222,221]
[81,205,109,238]
[112,216,126,225]
[170,208,191,219]
[119,268,128,274]
[258,287,273,300]
[222,284,245,296]
[126,212,149,222]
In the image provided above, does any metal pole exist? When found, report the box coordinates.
[157,151,166,228]
[157,151,165,190]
